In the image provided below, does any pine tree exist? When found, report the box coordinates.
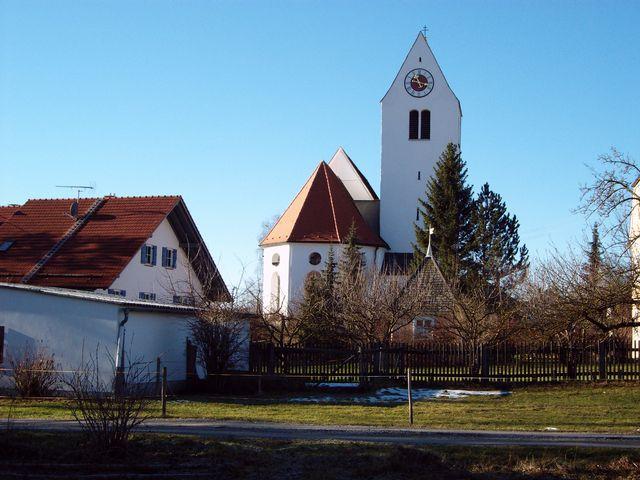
[470,183,529,302]
[414,143,475,285]
[298,247,340,345]
[338,221,366,283]
[586,223,602,277]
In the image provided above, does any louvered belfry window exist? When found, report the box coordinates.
[409,110,419,139]
[420,110,431,139]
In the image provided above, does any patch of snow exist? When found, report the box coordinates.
[290,387,509,404]
[305,382,360,388]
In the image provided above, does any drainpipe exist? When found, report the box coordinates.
[114,309,129,389]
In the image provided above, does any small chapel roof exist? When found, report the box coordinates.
[260,161,388,248]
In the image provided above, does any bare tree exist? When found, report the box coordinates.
[335,262,444,347]
[66,349,153,451]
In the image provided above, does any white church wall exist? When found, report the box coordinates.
[380,34,462,253]
[285,243,381,314]
[262,244,291,314]
[97,218,204,304]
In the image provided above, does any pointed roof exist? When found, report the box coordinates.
[381,32,461,116]
[260,162,388,248]
[327,147,378,201]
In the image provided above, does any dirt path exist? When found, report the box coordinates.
[10,418,640,449]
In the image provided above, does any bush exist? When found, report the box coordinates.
[10,346,58,397]
[65,352,153,452]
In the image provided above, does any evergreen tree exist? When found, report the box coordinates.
[414,143,475,285]
[470,183,529,302]
[338,221,366,283]
[298,247,341,345]
[586,223,602,278]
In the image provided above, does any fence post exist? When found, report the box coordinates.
[598,340,607,381]
[161,366,168,418]
[407,368,413,425]
[267,343,275,376]
[358,346,367,388]
[481,345,490,384]
[155,357,161,395]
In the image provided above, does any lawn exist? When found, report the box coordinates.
[0,431,639,479]
[2,383,640,433]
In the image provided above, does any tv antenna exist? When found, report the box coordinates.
[55,185,95,202]
[56,185,95,218]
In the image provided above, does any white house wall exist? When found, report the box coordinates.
[380,34,462,253]
[99,218,204,303]
[0,287,119,385]
[631,182,640,343]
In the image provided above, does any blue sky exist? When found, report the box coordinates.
[1,0,639,287]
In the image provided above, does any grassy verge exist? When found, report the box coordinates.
[2,383,640,432]
[1,431,639,479]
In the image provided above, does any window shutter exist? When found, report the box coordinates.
[420,110,431,139]
[162,247,167,267]
[152,246,157,265]
[141,246,146,264]
[172,249,177,268]
[409,110,419,139]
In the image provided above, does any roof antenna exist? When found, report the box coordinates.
[55,185,94,219]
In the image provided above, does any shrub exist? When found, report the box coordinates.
[10,345,58,397]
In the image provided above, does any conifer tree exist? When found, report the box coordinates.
[414,143,475,285]
[470,183,529,302]
[298,247,340,345]
[586,223,602,278]
[338,221,366,283]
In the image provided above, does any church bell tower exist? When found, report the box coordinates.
[379,32,462,254]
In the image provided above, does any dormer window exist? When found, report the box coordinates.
[0,240,14,252]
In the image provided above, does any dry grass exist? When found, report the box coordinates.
[0,431,639,479]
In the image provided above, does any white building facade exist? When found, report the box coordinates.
[380,33,462,253]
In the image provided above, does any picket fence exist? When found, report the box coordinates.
[249,340,640,384]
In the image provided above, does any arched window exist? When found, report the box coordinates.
[420,110,431,139]
[271,253,280,266]
[270,272,281,310]
[409,110,419,139]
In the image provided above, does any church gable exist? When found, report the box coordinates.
[328,147,378,201]
[381,32,461,115]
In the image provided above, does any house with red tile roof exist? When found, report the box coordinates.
[0,195,228,304]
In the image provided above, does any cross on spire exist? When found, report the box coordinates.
[421,25,428,37]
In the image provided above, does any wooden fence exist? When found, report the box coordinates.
[249,340,640,384]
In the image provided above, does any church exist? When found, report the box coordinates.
[260,32,461,314]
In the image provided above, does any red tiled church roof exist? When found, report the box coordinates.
[260,162,388,248]
[0,196,227,297]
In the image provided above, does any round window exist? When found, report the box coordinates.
[308,252,321,265]
[271,253,280,266]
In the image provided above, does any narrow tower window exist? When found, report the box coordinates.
[420,110,431,139]
[416,208,420,221]
[417,171,421,180]
[409,110,419,139]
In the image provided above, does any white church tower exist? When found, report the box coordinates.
[379,32,462,254]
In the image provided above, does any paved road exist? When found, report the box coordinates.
[11,419,640,449]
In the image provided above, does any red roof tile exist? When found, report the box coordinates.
[0,206,20,226]
[0,196,227,295]
[260,162,388,248]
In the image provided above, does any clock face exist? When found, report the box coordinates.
[404,69,434,97]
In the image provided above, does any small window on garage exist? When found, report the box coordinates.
[309,252,321,265]
[271,253,280,266]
